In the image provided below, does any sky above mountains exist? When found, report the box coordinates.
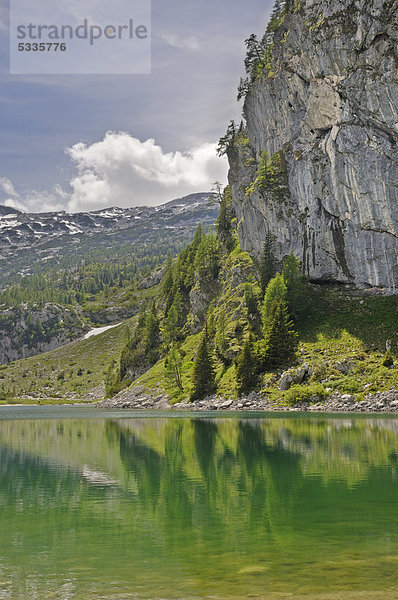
[0,0,273,212]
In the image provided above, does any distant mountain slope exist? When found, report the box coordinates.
[0,192,218,286]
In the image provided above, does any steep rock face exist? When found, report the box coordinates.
[0,304,87,364]
[229,0,398,289]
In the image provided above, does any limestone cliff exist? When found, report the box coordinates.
[0,304,87,364]
[228,0,398,289]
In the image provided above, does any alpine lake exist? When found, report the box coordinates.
[1,406,398,600]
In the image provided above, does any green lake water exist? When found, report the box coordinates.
[0,407,398,600]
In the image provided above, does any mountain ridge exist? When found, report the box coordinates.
[0,192,218,286]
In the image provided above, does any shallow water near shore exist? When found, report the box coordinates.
[1,407,398,599]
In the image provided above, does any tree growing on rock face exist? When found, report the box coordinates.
[217,121,236,156]
[259,233,278,296]
[216,186,235,252]
[190,325,216,402]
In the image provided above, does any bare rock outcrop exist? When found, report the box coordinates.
[228,0,398,289]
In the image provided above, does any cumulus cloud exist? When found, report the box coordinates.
[0,177,18,197]
[0,133,228,213]
[3,186,68,213]
[66,132,228,212]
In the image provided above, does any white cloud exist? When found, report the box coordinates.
[66,132,228,212]
[0,133,228,213]
[3,187,68,213]
[159,32,200,51]
[0,177,18,197]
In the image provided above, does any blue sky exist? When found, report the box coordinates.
[0,0,273,211]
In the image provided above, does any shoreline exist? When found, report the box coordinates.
[95,386,398,414]
[2,388,398,414]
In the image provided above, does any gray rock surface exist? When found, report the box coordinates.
[278,365,310,390]
[228,0,398,289]
[96,387,398,413]
[0,303,87,364]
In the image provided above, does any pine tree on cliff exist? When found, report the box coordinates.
[216,186,235,251]
[259,233,277,296]
[190,325,216,402]
[262,300,298,368]
[236,335,257,396]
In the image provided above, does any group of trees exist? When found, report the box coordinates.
[190,242,305,400]
[236,245,307,394]
[106,224,225,397]
[237,0,291,101]
[104,180,308,403]
[0,236,190,311]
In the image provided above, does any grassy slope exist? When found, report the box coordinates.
[138,287,398,404]
[1,286,396,406]
[0,317,136,403]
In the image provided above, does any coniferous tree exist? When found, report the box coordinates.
[165,345,184,391]
[210,181,223,203]
[282,252,307,319]
[244,34,264,79]
[215,309,228,357]
[259,233,277,295]
[144,304,161,362]
[164,288,184,345]
[217,121,236,156]
[216,186,235,252]
[164,304,179,345]
[244,283,260,322]
[162,259,174,299]
[237,77,250,101]
[194,234,221,282]
[262,300,298,369]
[190,326,216,402]
[262,273,287,326]
[105,361,122,397]
[236,335,257,395]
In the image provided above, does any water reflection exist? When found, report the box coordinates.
[0,414,398,599]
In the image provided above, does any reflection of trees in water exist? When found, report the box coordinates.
[114,417,398,562]
[193,419,218,478]
[115,418,304,556]
[0,445,81,507]
[1,417,398,596]
[118,425,161,511]
[261,418,398,486]
[237,421,303,550]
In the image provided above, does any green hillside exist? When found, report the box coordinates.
[2,185,396,407]
[0,317,136,403]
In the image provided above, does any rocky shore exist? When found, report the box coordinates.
[95,386,398,413]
